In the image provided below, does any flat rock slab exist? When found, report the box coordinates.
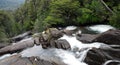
[0,38,35,55]
[0,54,58,65]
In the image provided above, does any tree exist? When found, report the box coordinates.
[44,0,80,26]
[0,10,16,42]
[109,4,120,28]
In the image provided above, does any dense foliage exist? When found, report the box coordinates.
[0,10,16,42]
[0,0,120,43]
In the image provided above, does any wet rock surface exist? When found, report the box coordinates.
[93,29,120,45]
[0,38,35,55]
[76,34,98,43]
[85,49,106,65]
[0,54,58,65]
[55,39,71,50]
[85,47,120,65]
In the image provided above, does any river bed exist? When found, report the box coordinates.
[0,24,118,65]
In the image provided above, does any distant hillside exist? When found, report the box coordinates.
[0,0,25,10]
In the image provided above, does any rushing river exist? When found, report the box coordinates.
[0,24,117,65]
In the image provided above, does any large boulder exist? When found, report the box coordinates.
[85,48,120,65]
[93,29,120,45]
[76,34,98,43]
[85,49,106,65]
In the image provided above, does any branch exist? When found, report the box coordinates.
[100,0,115,14]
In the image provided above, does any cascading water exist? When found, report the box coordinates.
[0,25,118,65]
[86,25,116,33]
[20,34,104,65]
[20,45,88,65]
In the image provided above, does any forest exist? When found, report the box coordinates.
[0,0,120,43]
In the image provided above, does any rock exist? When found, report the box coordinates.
[29,57,58,65]
[93,29,120,45]
[39,28,64,49]
[0,43,9,49]
[76,34,98,43]
[85,48,120,65]
[0,54,21,65]
[42,34,49,41]
[63,30,75,36]
[11,31,32,42]
[55,39,71,50]
[0,38,35,55]
[48,28,63,38]
[0,54,58,65]
[40,39,71,50]
[34,37,41,45]
[85,49,106,65]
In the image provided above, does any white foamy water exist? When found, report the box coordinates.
[20,45,87,65]
[0,53,17,60]
[60,35,101,50]
[65,26,77,30]
[0,54,11,60]
[20,34,105,65]
[87,25,116,33]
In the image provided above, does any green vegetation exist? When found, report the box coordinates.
[0,0,120,43]
[109,4,120,28]
[0,10,16,42]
